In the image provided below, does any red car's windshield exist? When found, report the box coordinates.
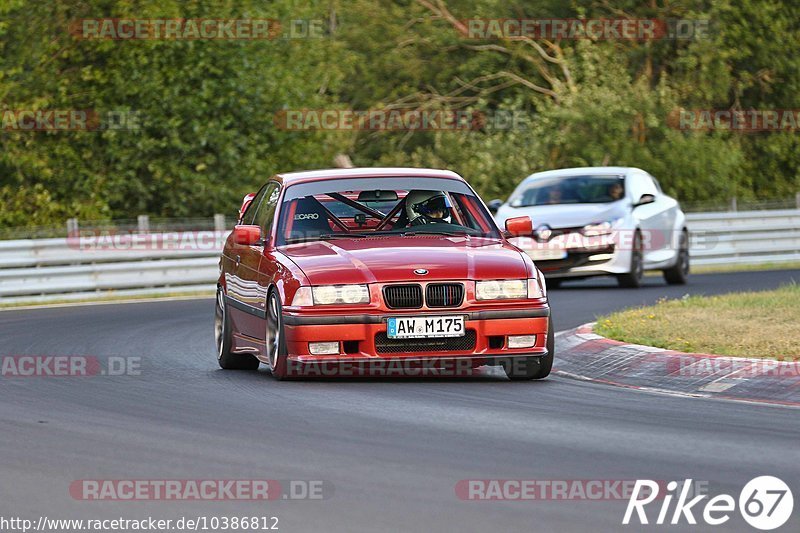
[277,177,499,245]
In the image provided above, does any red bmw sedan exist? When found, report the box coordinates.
[215,168,553,380]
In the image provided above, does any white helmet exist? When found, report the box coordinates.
[405,190,452,225]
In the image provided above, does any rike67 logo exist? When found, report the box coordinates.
[624,476,794,530]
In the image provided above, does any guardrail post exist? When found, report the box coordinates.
[214,214,226,232]
[66,218,79,237]
[729,197,737,212]
[796,192,800,209]
[137,215,150,233]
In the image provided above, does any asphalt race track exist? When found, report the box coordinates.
[1,270,799,532]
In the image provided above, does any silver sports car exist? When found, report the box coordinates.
[490,167,689,288]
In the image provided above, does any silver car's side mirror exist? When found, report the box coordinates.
[633,194,656,208]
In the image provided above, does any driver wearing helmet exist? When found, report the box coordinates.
[404,190,453,225]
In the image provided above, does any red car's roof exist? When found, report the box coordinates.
[274,167,464,186]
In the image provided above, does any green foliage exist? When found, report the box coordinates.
[0,0,798,228]
[0,0,350,225]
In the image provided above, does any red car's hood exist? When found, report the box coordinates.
[280,236,529,285]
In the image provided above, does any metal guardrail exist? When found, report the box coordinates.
[0,231,227,303]
[686,209,800,265]
[0,210,797,303]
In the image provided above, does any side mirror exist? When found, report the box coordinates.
[633,194,656,207]
[504,216,533,237]
[233,224,262,246]
[487,199,503,214]
[238,192,257,223]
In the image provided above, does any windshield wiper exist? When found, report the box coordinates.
[284,233,370,244]
[318,233,371,239]
[400,230,471,237]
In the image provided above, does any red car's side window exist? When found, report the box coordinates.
[240,185,268,225]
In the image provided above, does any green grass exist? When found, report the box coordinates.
[637,261,800,277]
[595,284,800,359]
[688,260,800,274]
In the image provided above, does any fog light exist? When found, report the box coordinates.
[588,253,614,261]
[508,335,536,349]
[309,342,339,355]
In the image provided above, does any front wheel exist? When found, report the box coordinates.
[215,288,260,370]
[266,290,290,380]
[616,230,644,288]
[503,316,554,381]
[663,230,689,285]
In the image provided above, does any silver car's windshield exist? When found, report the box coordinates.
[509,175,625,207]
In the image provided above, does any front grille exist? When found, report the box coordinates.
[535,246,615,273]
[383,284,423,309]
[425,283,464,308]
[374,330,477,354]
[535,227,583,242]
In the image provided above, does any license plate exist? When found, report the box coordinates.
[527,249,567,261]
[387,316,465,339]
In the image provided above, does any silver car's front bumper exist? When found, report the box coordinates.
[511,232,635,278]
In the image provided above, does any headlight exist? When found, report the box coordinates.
[313,284,370,305]
[527,276,545,299]
[582,221,612,236]
[476,279,530,300]
[475,278,546,300]
[291,287,313,306]
[582,217,623,237]
[291,285,370,306]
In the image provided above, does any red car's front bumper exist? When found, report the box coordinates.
[283,307,550,367]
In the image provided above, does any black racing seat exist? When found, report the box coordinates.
[287,197,333,241]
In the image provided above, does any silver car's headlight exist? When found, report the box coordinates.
[476,279,544,300]
[582,217,623,237]
[291,285,370,306]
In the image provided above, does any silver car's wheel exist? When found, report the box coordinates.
[617,231,644,288]
[664,230,689,285]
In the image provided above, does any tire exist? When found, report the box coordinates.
[266,290,290,380]
[663,230,689,285]
[548,279,562,289]
[215,288,260,370]
[616,230,644,288]
[503,316,554,381]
